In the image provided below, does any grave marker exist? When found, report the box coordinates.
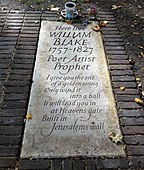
[21,21,125,158]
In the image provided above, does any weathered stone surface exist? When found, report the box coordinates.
[21,21,125,158]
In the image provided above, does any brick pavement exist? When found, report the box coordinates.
[0,9,144,169]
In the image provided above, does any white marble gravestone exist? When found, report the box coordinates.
[21,21,125,158]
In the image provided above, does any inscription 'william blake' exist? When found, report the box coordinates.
[47,26,95,75]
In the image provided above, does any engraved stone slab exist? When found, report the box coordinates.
[21,21,125,158]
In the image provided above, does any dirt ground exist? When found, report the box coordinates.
[0,0,144,95]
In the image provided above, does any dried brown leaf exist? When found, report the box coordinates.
[136,77,140,81]
[92,25,101,32]
[26,113,32,120]
[99,21,109,27]
[120,86,126,91]
[108,132,123,144]
[134,98,144,105]
[140,52,144,58]
[112,5,122,10]
[138,45,144,50]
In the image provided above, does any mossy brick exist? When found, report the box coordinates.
[19,159,51,170]
[1,101,27,109]
[103,31,120,35]
[21,27,39,31]
[97,158,129,169]
[51,159,62,170]
[6,80,30,87]
[16,46,37,50]
[0,146,18,157]
[104,38,123,42]
[101,27,119,31]
[20,34,38,38]
[11,64,33,69]
[0,37,17,41]
[14,54,35,59]
[0,126,22,135]
[8,74,31,80]
[0,117,24,125]
[5,87,29,93]
[127,146,144,156]
[15,49,36,54]
[116,95,139,102]
[17,41,37,46]
[13,58,34,64]
[0,54,12,59]
[106,46,125,51]
[121,117,144,126]
[0,109,26,117]
[62,159,72,170]
[124,135,144,145]
[103,34,121,38]
[0,49,14,54]
[122,126,144,135]
[0,158,16,168]
[0,64,10,69]
[117,102,142,109]
[113,82,137,88]
[10,69,32,75]
[106,50,127,55]
[17,37,38,42]
[111,70,133,76]
[0,135,21,145]
[110,65,132,70]
[109,60,130,65]
[112,76,135,81]
[85,159,96,170]
[114,88,139,95]
[118,109,144,117]
[104,42,124,46]
[0,59,12,65]
[107,54,128,60]
[73,160,85,170]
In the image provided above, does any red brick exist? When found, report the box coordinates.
[118,102,142,109]
[124,135,144,144]
[127,146,144,156]
[118,109,144,117]
[122,126,144,135]
[121,117,144,126]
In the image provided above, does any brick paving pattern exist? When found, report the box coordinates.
[0,9,144,169]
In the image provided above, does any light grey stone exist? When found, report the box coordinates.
[21,21,125,158]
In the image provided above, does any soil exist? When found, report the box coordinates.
[0,0,144,94]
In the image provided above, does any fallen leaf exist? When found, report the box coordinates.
[66,20,73,24]
[108,132,123,144]
[140,52,144,58]
[120,86,126,91]
[29,156,33,160]
[138,82,142,88]
[112,5,122,10]
[99,21,109,27]
[133,32,139,35]
[138,45,144,50]
[51,7,59,11]
[35,20,38,24]
[26,113,32,120]
[128,58,135,65]
[136,77,140,81]
[92,25,101,32]
[135,98,144,105]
